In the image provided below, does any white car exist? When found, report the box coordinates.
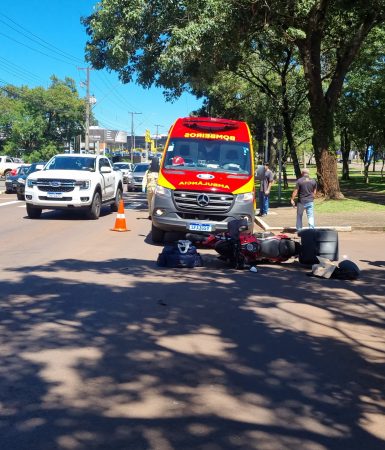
[127,162,150,191]
[113,162,134,183]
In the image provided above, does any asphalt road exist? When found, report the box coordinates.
[1,190,385,450]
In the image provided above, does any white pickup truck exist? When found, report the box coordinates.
[24,153,124,219]
[0,155,23,177]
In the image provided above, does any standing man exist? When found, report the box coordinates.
[257,161,274,217]
[142,157,160,219]
[290,168,317,230]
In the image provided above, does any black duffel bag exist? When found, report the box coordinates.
[157,240,203,268]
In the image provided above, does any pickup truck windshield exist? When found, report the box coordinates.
[163,138,251,174]
[45,156,96,171]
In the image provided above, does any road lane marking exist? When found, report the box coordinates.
[0,200,22,207]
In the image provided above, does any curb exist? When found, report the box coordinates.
[255,216,384,232]
[255,216,358,233]
[351,226,385,232]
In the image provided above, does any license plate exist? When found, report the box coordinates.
[188,223,212,232]
[47,192,63,199]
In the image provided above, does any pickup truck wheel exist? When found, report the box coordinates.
[4,170,11,179]
[17,193,24,201]
[151,224,165,244]
[26,204,42,219]
[111,187,123,212]
[87,191,101,220]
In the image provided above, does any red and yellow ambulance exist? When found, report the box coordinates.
[151,117,255,242]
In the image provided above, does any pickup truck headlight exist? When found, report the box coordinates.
[155,185,172,197]
[235,192,254,203]
[27,179,37,188]
[75,180,91,190]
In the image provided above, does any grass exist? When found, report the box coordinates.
[315,198,385,213]
[266,164,385,213]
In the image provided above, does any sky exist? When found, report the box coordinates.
[0,0,203,137]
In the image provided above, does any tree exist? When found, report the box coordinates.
[0,77,85,159]
[336,27,385,181]
[83,0,385,197]
[191,42,309,179]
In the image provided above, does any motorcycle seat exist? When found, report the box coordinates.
[259,238,297,259]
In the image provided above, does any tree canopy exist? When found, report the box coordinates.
[0,76,85,161]
[83,0,385,196]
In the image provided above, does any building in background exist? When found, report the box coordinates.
[88,126,127,153]
[76,126,168,158]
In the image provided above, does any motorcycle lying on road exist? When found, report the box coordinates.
[186,219,301,269]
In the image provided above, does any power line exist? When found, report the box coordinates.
[0,12,83,64]
[0,56,44,84]
[0,30,78,67]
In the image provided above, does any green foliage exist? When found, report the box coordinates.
[337,26,385,157]
[0,77,84,157]
[83,0,385,197]
[28,143,58,163]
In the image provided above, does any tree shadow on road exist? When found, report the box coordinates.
[1,258,385,450]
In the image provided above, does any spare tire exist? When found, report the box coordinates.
[299,229,339,265]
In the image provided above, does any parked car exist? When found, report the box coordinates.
[113,162,134,183]
[16,162,46,200]
[5,165,30,193]
[127,162,150,191]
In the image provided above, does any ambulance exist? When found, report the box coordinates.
[151,117,255,243]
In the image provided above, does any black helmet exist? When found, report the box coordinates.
[332,260,360,280]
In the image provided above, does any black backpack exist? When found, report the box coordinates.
[157,240,203,268]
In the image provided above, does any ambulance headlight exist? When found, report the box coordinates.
[235,192,254,203]
[155,185,172,197]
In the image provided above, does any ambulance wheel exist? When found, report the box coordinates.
[151,224,165,244]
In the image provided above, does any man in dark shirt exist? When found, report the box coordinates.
[257,162,274,216]
[290,168,317,230]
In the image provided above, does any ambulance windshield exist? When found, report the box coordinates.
[163,139,251,174]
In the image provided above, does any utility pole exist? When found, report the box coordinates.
[129,112,142,159]
[264,117,269,163]
[154,124,163,152]
[78,67,94,152]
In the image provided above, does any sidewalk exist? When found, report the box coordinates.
[254,206,385,233]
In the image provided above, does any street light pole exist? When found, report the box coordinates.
[78,67,94,152]
[154,124,163,152]
[129,112,142,160]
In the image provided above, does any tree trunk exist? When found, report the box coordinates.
[363,146,372,183]
[282,165,288,189]
[340,127,350,180]
[281,107,301,179]
[309,102,343,198]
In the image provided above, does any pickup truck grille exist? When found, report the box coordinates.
[35,178,75,193]
[173,190,234,213]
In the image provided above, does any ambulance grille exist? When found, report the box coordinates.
[173,190,234,213]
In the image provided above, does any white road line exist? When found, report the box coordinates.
[0,200,22,207]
